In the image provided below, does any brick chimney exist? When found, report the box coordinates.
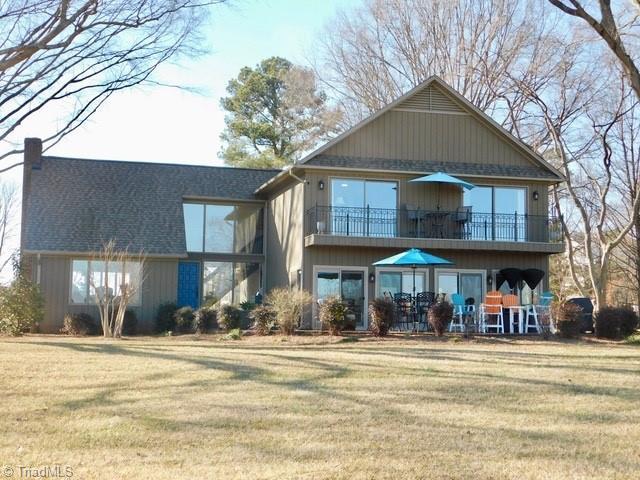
[24,137,42,170]
[21,138,43,256]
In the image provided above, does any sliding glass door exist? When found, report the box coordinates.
[330,178,397,237]
[463,186,527,241]
[435,270,484,307]
[314,267,367,329]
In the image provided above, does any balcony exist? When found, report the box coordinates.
[304,206,564,252]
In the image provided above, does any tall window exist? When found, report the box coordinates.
[463,186,527,241]
[183,202,263,254]
[330,178,397,237]
[71,259,142,305]
[202,261,260,305]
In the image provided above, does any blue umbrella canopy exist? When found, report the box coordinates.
[373,248,453,266]
[409,172,475,190]
[374,248,453,296]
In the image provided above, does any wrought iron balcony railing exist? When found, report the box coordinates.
[305,205,563,244]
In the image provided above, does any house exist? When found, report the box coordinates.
[20,76,564,333]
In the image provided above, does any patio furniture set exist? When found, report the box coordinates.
[386,290,554,334]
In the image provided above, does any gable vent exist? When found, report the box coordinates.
[394,84,465,114]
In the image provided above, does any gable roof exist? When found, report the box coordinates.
[298,76,563,181]
[22,156,279,256]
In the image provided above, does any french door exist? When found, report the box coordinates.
[314,266,368,330]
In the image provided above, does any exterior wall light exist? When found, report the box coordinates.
[532,190,539,201]
[369,273,376,283]
[318,180,325,190]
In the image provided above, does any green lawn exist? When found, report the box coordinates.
[1,334,639,479]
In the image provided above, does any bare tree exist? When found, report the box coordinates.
[0,0,224,172]
[314,0,564,130]
[0,182,18,275]
[89,240,146,338]
[512,47,640,310]
[547,0,640,100]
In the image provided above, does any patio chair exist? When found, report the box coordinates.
[405,204,421,236]
[455,206,472,239]
[393,293,413,331]
[465,297,477,331]
[449,293,467,332]
[415,291,435,331]
[502,294,522,334]
[480,290,504,334]
[525,291,554,333]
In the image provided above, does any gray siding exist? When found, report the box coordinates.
[266,182,304,290]
[324,109,539,170]
[35,255,178,334]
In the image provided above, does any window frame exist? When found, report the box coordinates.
[374,266,429,297]
[69,259,143,306]
[183,201,265,255]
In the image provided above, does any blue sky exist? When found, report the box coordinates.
[0,0,361,280]
[41,0,360,167]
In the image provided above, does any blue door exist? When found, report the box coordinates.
[177,262,200,308]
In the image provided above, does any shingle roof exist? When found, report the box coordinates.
[304,155,560,180]
[23,156,279,255]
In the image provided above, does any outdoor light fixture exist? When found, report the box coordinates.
[318,180,325,190]
[369,273,376,283]
[488,276,493,286]
[532,190,539,201]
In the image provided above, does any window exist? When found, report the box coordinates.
[202,261,260,305]
[183,204,204,252]
[71,259,142,305]
[183,202,263,254]
[330,179,397,236]
[377,269,426,297]
[463,186,527,241]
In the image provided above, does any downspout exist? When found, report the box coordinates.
[36,253,41,284]
[287,167,307,298]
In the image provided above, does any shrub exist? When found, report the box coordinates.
[60,313,98,336]
[267,288,313,335]
[224,328,242,340]
[428,301,453,337]
[595,306,639,339]
[250,305,275,335]
[194,306,217,334]
[173,306,195,334]
[619,307,639,337]
[0,275,44,336]
[122,310,137,336]
[552,301,582,339]
[319,296,348,335]
[156,302,178,333]
[369,297,395,337]
[217,304,241,331]
[240,301,256,312]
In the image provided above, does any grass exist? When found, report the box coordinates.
[1,334,639,479]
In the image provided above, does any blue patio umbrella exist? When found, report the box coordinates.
[409,172,475,210]
[373,248,453,295]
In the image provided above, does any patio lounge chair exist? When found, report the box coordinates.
[480,290,504,334]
